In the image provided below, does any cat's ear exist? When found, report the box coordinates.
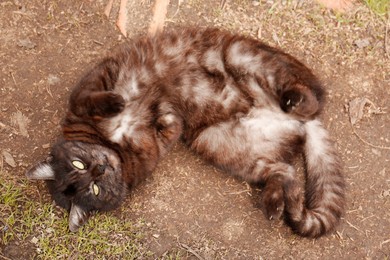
[69,203,91,232]
[26,156,55,180]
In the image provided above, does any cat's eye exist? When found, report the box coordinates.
[92,183,100,196]
[72,160,86,170]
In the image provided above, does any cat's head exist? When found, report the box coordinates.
[26,140,126,232]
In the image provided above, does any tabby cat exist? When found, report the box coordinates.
[27,27,345,237]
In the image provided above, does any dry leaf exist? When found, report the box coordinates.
[272,32,280,45]
[348,98,367,125]
[348,97,383,125]
[11,111,29,137]
[47,74,60,85]
[2,151,16,168]
[17,38,36,49]
[354,38,371,49]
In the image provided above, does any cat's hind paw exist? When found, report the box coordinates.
[262,185,285,220]
[280,84,320,118]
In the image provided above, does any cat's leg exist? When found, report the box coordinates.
[155,103,183,156]
[279,83,320,118]
[189,119,296,220]
[247,159,295,220]
[83,92,125,118]
[70,58,125,119]
[223,37,324,119]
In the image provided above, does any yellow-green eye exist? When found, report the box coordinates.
[92,183,100,196]
[72,160,85,170]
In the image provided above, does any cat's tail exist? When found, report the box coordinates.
[283,119,345,237]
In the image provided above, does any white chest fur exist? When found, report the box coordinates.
[107,110,138,143]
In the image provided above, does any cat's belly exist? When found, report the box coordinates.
[191,107,304,163]
[239,108,304,142]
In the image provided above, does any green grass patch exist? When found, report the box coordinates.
[363,0,389,16]
[0,171,151,259]
[36,214,151,259]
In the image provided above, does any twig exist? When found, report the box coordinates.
[335,230,343,240]
[220,0,228,10]
[351,125,390,150]
[359,214,375,222]
[10,72,17,86]
[59,38,71,54]
[385,14,389,58]
[380,238,390,249]
[12,11,32,17]
[345,220,361,232]
[178,241,205,260]
[45,84,53,98]
[227,189,251,195]
[93,40,104,46]
[171,0,184,19]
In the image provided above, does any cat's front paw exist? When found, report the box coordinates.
[156,113,183,147]
[89,92,125,118]
[157,113,178,128]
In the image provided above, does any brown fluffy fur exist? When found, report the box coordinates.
[27,27,345,237]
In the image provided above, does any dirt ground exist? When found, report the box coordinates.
[1,0,389,259]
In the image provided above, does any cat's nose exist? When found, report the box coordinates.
[97,164,106,174]
[92,164,107,177]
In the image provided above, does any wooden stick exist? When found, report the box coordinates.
[148,0,170,36]
[116,0,129,37]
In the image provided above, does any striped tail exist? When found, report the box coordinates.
[284,119,346,237]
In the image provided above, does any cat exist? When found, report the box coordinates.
[27,27,345,237]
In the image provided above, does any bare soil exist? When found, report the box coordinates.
[1,0,389,259]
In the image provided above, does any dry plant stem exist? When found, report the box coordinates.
[10,72,17,86]
[148,0,170,36]
[220,0,228,9]
[346,219,362,232]
[350,123,390,150]
[178,242,205,260]
[380,239,390,249]
[385,15,389,58]
[104,0,115,17]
